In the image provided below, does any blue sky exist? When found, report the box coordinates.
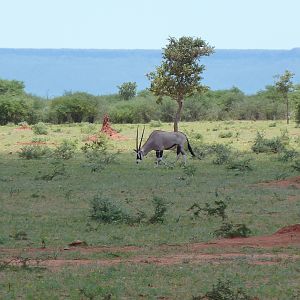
[1,0,299,49]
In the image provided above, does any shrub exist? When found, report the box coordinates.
[251,131,285,154]
[18,145,50,159]
[218,131,233,138]
[188,199,227,221]
[54,140,77,160]
[211,144,232,165]
[80,124,98,134]
[90,196,129,224]
[36,161,66,180]
[194,279,252,300]
[49,92,98,123]
[149,119,162,128]
[226,157,253,172]
[268,122,277,127]
[194,133,203,140]
[32,122,48,135]
[82,135,118,172]
[277,149,298,162]
[148,197,167,224]
[183,165,197,177]
[214,222,252,238]
[291,159,300,172]
[89,195,144,225]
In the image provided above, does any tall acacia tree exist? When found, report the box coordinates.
[274,70,295,124]
[147,36,214,132]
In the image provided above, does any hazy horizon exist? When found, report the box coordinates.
[1,48,299,97]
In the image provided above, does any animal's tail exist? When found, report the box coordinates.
[187,138,196,157]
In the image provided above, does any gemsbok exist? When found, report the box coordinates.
[135,127,195,165]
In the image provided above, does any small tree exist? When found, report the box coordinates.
[147,36,214,132]
[117,82,137,100]
[274,70,295,124]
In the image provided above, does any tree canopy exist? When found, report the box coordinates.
[147,36,214,131]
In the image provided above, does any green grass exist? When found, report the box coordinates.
[0,120,300,298]
[1,261,300,299]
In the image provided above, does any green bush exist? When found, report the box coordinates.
[291,159,300,172]
[54,140,77,160]
[251,132,286,154]
[277,149,298,162]
[80,124,98,134]
[189,199,227,221]
[218,131,233,138]
[32,122,48,135]
[214,222,252,238]
[226,157,253,171]
[49,92,98,123]
[36,161,66,180]
[211,144,232,165]
[195,279,252,300]
[90,196,129,224]
[148,197,167,224]
[18,145,51,159]
[149,119,162,128]
[89,195,143,224]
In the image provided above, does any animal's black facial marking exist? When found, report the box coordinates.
[136,151,143,162]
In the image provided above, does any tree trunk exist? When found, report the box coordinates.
[286,94,289,124]
[174,97,183,132]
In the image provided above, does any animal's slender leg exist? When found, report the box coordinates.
[176,145,181,161]
[156,150,160,166]
[180,147,187,165]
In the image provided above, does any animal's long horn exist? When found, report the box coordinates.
[136,126,139,151]
[139,125,145,150]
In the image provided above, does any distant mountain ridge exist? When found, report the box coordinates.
[0,48,299,97]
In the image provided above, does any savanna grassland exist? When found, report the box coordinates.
[0,120,300,299]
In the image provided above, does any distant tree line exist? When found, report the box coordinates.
[0,78,300,126]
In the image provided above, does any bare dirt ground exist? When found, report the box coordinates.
[1,225,299,269]
[258,176,300,189]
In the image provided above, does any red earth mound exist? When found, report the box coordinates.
[100,114,128,140]
[275,224,300,234]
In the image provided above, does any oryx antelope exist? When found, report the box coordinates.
[135,127,195,165]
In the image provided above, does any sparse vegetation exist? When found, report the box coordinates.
[18,144,51,159]
[53,139,77,160]
[1,120,300,299]
[32,122,48,135]
[193,279,252,300]
[251,131,286,153]
[214,222,252,238]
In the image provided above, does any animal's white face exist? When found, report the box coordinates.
[136,150,144,163]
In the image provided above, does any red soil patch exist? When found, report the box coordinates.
[1,225,299,269]
[15,124,32,130]
[275,224,300,234]
[4,253,298,269]
[258,176,300,189]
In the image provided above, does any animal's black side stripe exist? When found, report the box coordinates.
[165,144,177,150]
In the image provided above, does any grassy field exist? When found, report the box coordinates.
[0,120,300,299]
